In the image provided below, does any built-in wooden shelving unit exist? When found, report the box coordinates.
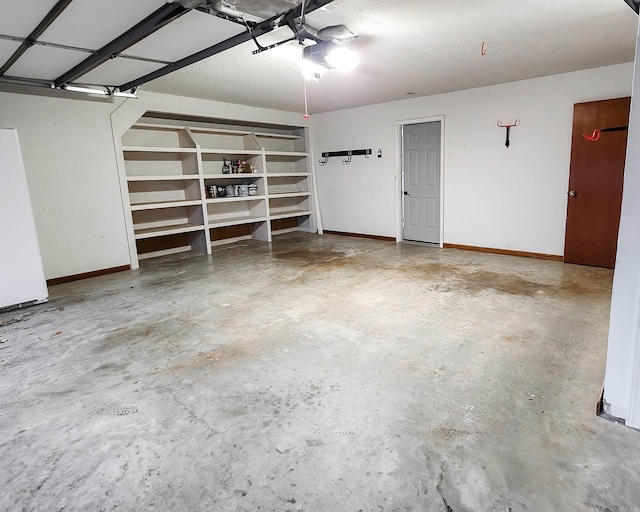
[119,118,314,266]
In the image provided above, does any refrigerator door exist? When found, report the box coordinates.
[0,128,48,310]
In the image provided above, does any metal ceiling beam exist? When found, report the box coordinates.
[0,0,74,76]
[0,33,172,66]
[624,0,640,14]
[54,2,194,88]
[0,75,54,88]
[118,0,335,92]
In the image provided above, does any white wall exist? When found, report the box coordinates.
[0,63,633,280]
[310,63,634,255]
[0,88,308,280]
[0,92,131,280]
[604,21,640,425]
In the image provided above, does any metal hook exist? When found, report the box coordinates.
[583,129,601,142]
[342,151,352,165]
[481,42,487,56]
[318,154,329,165]
[583,126,627,142]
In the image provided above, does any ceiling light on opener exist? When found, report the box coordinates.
[324,45,359,72]
[301,41,359,81]
[301,58,328,82]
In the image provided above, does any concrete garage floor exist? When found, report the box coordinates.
[1,233,639,511]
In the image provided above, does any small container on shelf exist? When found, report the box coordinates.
[225,184,236,197]
[248,183,258,196]
[239,183,249,197]
[230,160,244,173]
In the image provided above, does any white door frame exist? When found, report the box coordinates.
[395,116,445,246]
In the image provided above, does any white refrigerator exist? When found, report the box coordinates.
[0,128,48,310]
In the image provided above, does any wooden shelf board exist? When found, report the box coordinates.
[203,174,264,179]
[131,122,188,131]
[133,123,253,138]
[269,192,311,199]
[134,223,204,239]
[200,149,263,157]
[132,123,302,140]
[269,210,312,220]
[190,127,253,136]
[123,146,196,153]
[255,132,302,140]
[266,173,310,177]
[131,199,202,211]
[127,175,200,182]
[206,195,265,204]
[138,246,192,260]
[264,151,309,157]
[208,216,267,229]
[272,226,305,236]
[210,235,253,247]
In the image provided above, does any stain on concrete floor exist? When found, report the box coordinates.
[0,233,636,512]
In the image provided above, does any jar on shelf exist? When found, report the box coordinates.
[239,183,249,197]
[225,184,235,197]
[248,183,258,196]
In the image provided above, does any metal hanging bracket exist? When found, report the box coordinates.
[497,119,519,148]
[318,148,372,165]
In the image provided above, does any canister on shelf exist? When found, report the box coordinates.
[248,183,258,196]
[217,186,227,197]
[239,183,249,197]
[225,184,235,197]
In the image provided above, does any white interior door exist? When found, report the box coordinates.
[402,122,441,243]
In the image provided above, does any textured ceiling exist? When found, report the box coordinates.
[143,0,639,114]
[1,0,637,113]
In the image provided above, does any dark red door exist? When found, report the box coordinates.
[564,97,630,268]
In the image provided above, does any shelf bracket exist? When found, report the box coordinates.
[248,132,263,151]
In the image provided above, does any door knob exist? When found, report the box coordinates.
[569,190,577,198]
[404,191,409,196]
